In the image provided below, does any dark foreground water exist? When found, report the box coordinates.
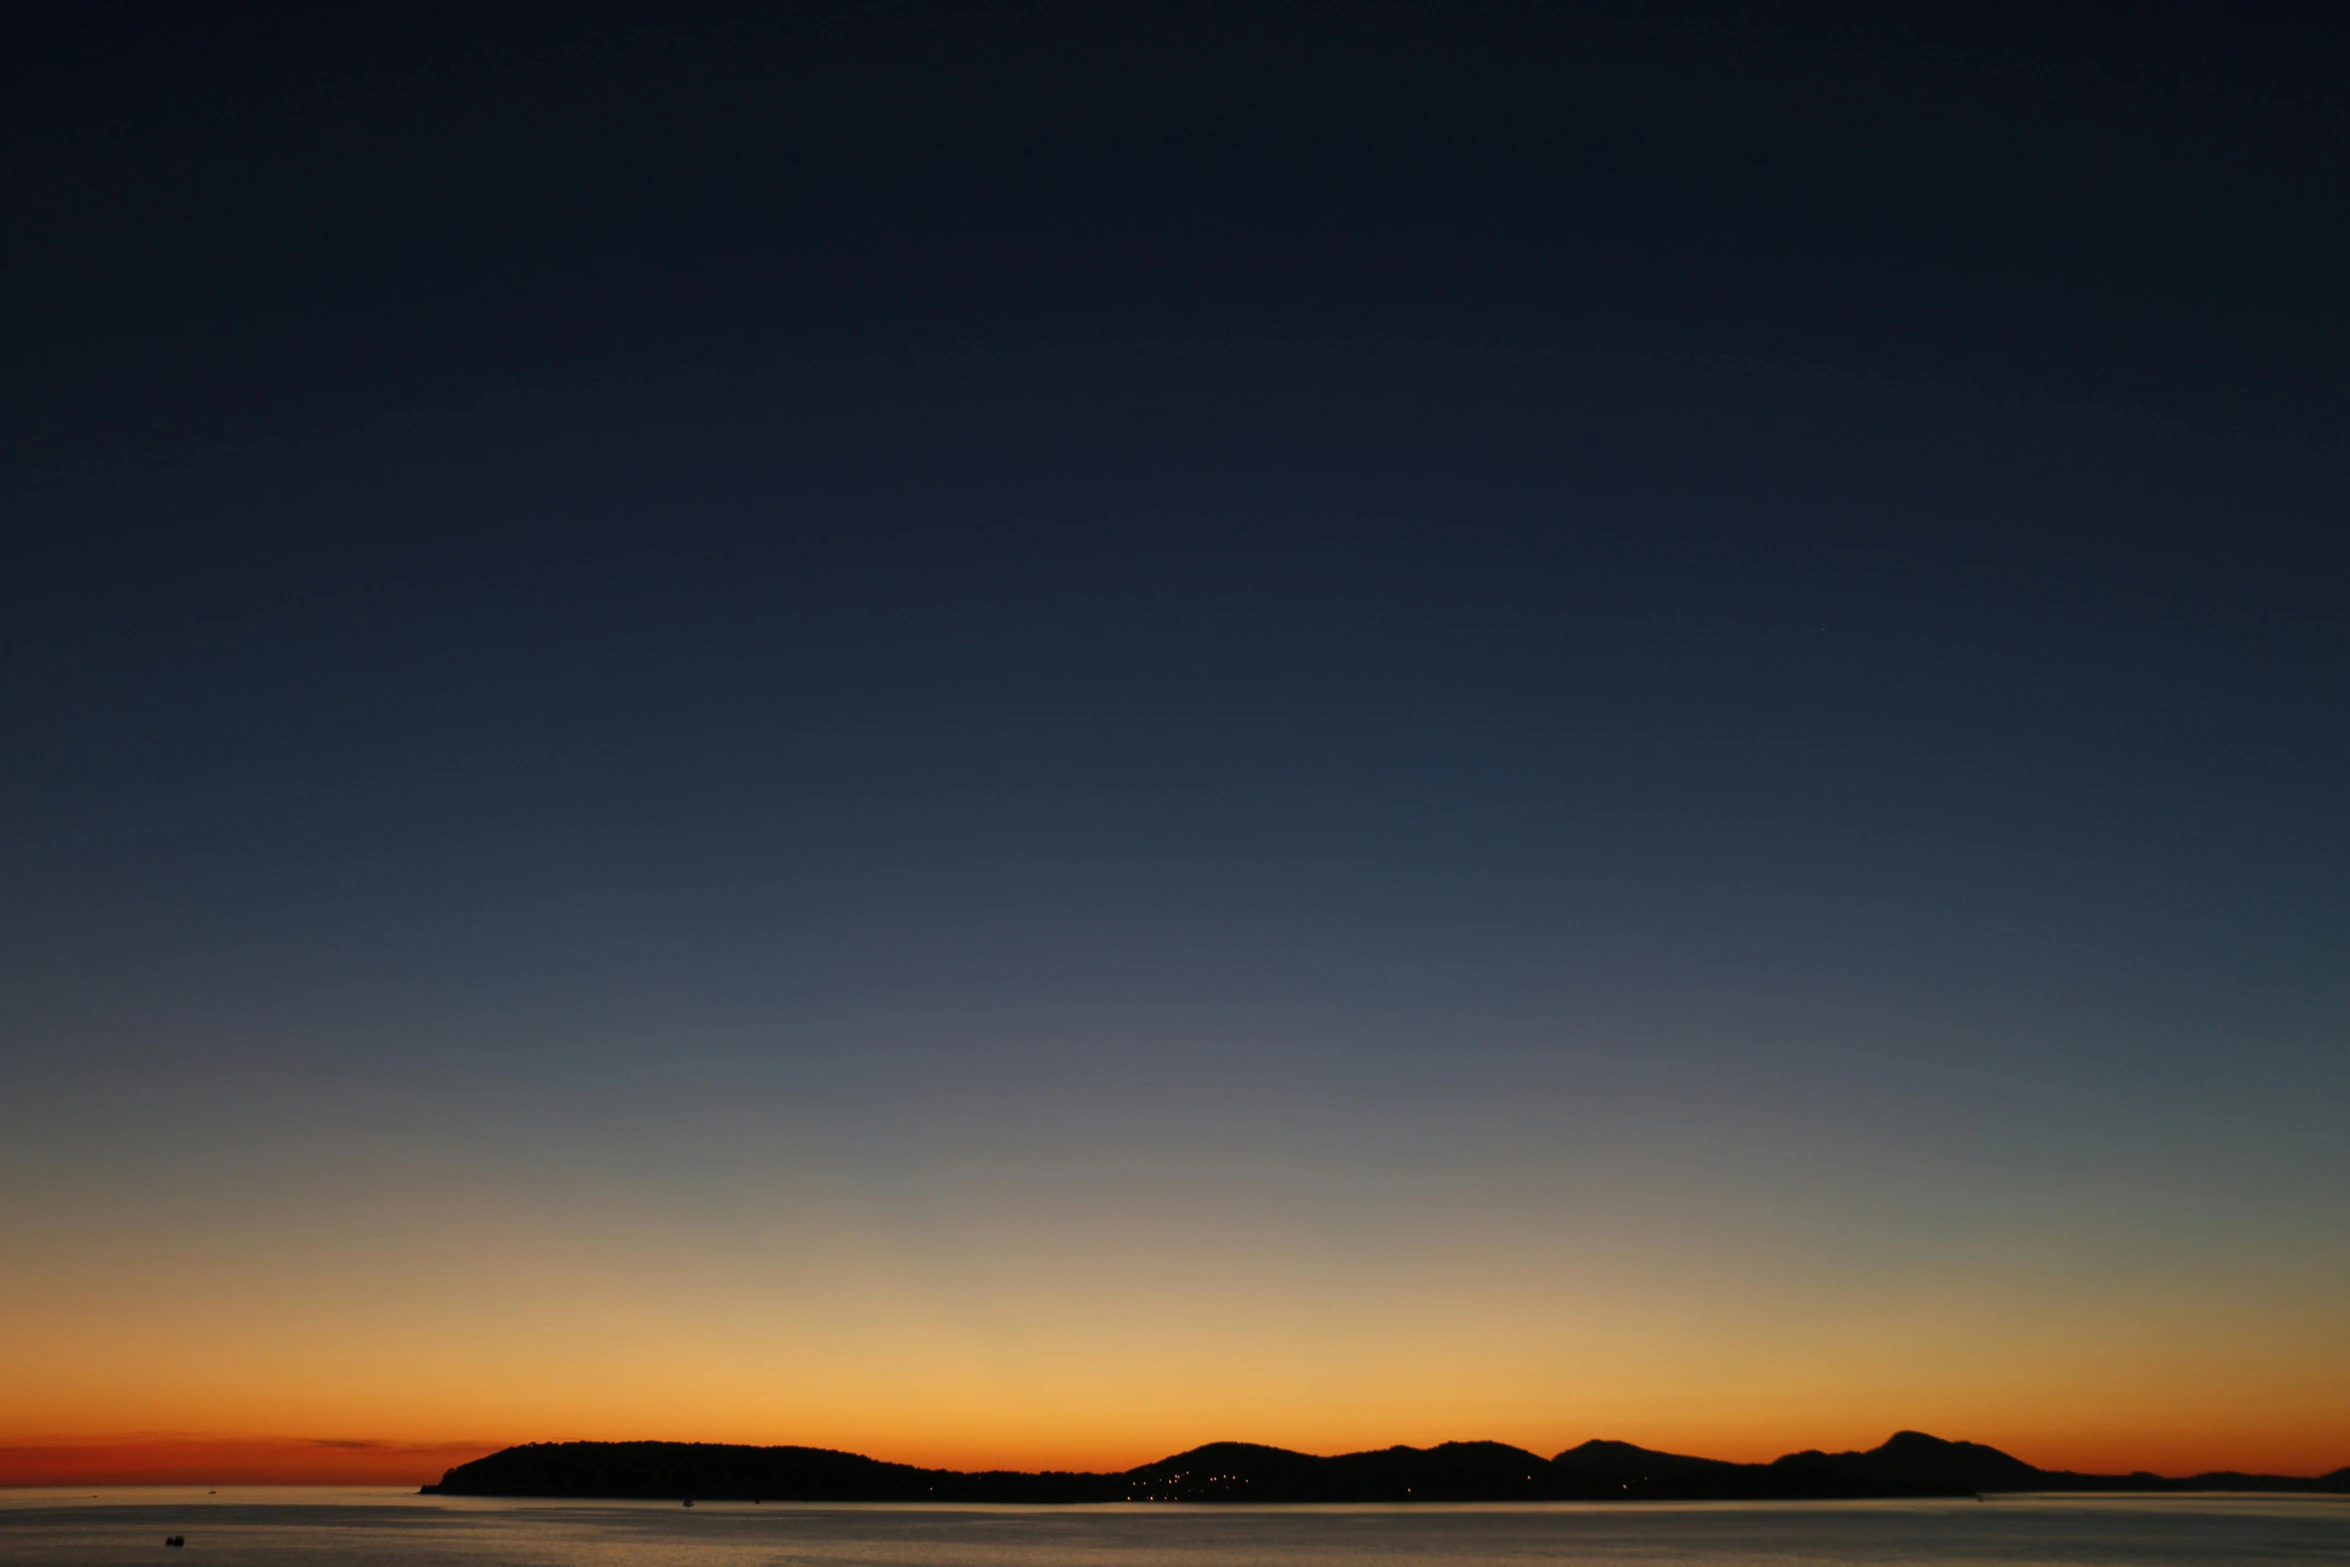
[4,1488,2346,1567]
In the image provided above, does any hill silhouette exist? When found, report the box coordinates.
[422,1432,2350,1502]
[1776,1431,2350,1495]
[1776,1431,2044,1491]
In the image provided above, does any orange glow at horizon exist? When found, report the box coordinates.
[0,1437,503,1489]
[11,1091,2346,1491]
[9,1292,2347,1486]
[5,1412,2346,1490]
[8,1224,2348,1486]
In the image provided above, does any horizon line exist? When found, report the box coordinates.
[9,1429,2347,1491]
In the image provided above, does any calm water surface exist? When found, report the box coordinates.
[4,1488,2345,1567]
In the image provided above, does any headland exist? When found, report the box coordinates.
[422,1430,2350,1502]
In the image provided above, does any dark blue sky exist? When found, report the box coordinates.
[3,1,2346,1471]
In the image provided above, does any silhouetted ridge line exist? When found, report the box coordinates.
[1775,1432,2350,1495]
[421,1433,2350,1501]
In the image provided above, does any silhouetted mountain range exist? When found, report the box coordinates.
[422,1430,2350,1502]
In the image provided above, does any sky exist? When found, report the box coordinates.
[3,1,2346,1487]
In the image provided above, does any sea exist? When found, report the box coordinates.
[3,1489,2346,1567]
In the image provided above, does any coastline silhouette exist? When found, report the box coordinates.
[422,1431,2350,1502]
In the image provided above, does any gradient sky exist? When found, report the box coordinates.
[4,2,2346,1486]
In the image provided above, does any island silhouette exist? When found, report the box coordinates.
[423,1430,2350,1502]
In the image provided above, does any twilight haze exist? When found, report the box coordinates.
[3,3,2344,1488]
